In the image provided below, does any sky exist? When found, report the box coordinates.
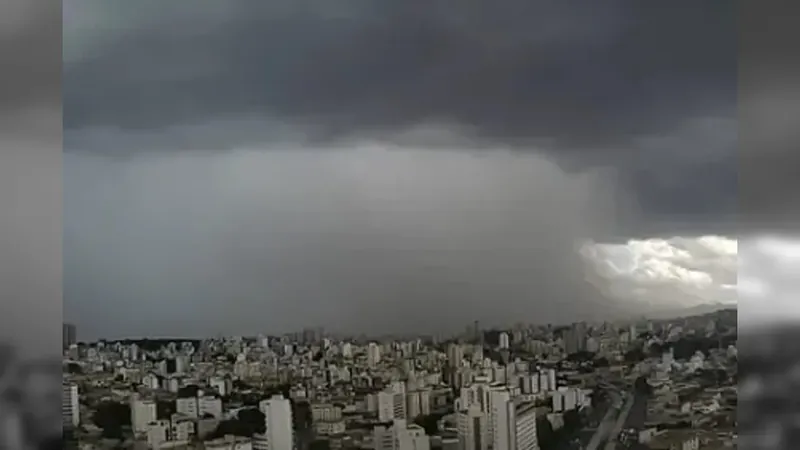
[59,0,747,340]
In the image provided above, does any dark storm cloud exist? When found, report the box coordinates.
[64,0,734,150]
[63,0,737,226]
[63,1,738,339]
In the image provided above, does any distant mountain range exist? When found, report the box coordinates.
[641,301,736,321]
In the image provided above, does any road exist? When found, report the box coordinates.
[585,391,623,450]
[623,392,648,430]
[614,392,650,450]
[603,394,635,450]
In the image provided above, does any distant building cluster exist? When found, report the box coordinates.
[63,308,737,449]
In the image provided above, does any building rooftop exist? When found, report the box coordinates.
[647,429,735,450]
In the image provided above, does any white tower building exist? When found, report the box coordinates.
[499,332,510,350]
[257,394,294,450]
[62,383,80,428]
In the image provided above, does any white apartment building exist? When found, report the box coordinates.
[341,342,353,358]
[457,405,489,450]
[515,374,540,395]
[311,402,346,436]
[513,402,539,450]
[200,395,223,418]
[373,419,431,450]
[418,390,431,416]
[492,393,539,450]
[311,403,343,422]
[447,344,464,368]
[539,372,550,393]
[131,396,158,434]
[146,420,170,449]
[378,382,407,422]
[209,376,233,397]
[551,387,590,413]
[171,415,195,441]
[62,383,80,428]
[315,420,346,436]
[257,394,294,450]
[368,342,382,368]
[406,391,421,419]
[459,381,513,444]
[142,372,160,390]
[176,397,199,418]
[176,395,223,419]
[491,390,515,450]
[499,332,510,350]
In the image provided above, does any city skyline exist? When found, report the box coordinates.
[66,304,737,344]
[63,1,737,340]
[63,306,738,449]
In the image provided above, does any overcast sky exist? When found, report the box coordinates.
[61,0,744,340]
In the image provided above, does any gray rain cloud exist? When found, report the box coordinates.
[65,146,628,339]
[64,0,739,339]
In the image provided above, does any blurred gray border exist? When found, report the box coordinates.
[0,0,62,358]
[740,1,800,449]
[739,1,800,232]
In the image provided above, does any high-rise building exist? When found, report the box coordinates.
[491,389,515,450]
[396,421,430,450]
[499,332,510,350]
[368,342,382,368]
[374,419,431,450]
[551,387,586,413]
[199,395,223,418]
[539,372,549,392]
[62,382,80,428]
[457,405,489,450]
[146,420,170,448]
[257,394,294,450]
[458,381,509,444]
[130,395,157,435]
[547,369,557,392]
[447,343,464,368]
[63,323,77,350]
[378,382,407,422]
[513,402,539,450]
[176,396,199,418]
[491,391,539,450]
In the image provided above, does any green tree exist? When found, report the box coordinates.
[536,417,556,450]
[413,413,444,436]
[237,408,266,434]
[207,408,266,439]
[65,363,83,374]
[177,384,201,398]
[309,441,331,450]
[92,401,131,439]
[157,400,175,420]
[562,409,582,433]
[624,348,646,363]
[593,357,610,368]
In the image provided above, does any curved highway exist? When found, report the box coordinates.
[586,388,628,450]
[603,394,635,450]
